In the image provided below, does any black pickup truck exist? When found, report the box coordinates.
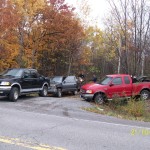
[0,68,49,101]
[48,76,79,97]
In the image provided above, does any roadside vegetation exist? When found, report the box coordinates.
[82,98,150,122]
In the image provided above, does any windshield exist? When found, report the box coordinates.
[100,76,113,85]
[51,76,63,83]
[0,69,23,77]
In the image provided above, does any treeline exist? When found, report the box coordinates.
[0,0,85,76]
[0,0,150,78]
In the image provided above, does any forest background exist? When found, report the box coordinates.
[0,0,150,80]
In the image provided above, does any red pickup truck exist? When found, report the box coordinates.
[80,74,150,104]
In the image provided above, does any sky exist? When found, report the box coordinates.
[65,0,110,28]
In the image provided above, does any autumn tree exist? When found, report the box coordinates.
[37,1,85,75]
[11,0,46,67]
[0,0,85,76]
[0,0,20,71]
[105,0,150,75]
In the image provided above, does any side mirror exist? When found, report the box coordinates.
[23,74,28,78]
[109,83,114,87]
[63,81,66,84]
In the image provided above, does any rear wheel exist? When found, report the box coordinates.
[9,87,19,102]
[39,86,48,97]
[94,93,105,105]
[140,90,150,100]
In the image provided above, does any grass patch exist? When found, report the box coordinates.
[82,98,150,122]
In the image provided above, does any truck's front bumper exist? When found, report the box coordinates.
[80,93,94,100]
[0,86,11,96]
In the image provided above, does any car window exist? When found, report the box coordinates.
[30,70,38,78]
[100,76,113,85]
[65,76,76,83]
[52,76,63,83]
[124,76,130,84]
[1,69,23,77]
[23,70,30,78]
[112,77,122,85]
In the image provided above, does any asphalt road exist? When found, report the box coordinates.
[0,95,150,150]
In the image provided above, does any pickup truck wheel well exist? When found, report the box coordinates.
[11,85,20,94]
[93,92,106,99]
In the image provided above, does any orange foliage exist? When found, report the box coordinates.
[0,0,85,75]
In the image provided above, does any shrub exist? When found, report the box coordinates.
[107,98,147,118]
[107,97,128,110]
[122,99,146,118]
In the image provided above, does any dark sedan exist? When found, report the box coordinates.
[48,76,79,97]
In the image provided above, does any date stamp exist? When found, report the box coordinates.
[131,128,150,136]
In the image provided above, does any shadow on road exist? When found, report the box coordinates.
[0,95,38,103]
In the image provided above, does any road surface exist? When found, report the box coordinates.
[0,95,150,150]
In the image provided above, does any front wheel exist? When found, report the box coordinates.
[39,86,48,97]
[94,93,105,105]
[140,90,150,100]
[72,90,78,95]
[9,87,19,102]
[57,88,62,97]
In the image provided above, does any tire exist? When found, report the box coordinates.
[57,88,62,97]
[72,90,78,95]
[39,86,48,97]
[9,87,19,102]
[94,93,105,105]
[140,90,150,100]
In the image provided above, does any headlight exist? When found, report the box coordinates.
[86,90,93,94]
[50,84,56,88]
[0,81,10,86]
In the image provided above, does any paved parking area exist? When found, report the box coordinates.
[0,94,93,117]
[0,94,150,150]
